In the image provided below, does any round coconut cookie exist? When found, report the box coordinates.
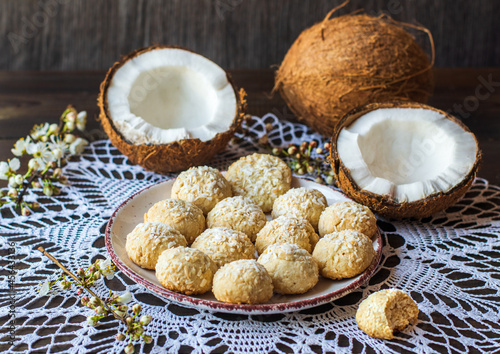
[144,199,205,244]
[191,227,256,268]
[257,243,319,294]
[356,289,419,339]
[212,259,273,304]
[225,153,292,212]
[206,196,266,242]
[312,230,375,280]
[171,166,232,215]
[318,201,377,238]
[255,216,319,254]
[155,247,217,295]
[125,222,187,269]
[272,187,327,231]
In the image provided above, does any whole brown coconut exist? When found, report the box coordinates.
[331,101,481,219]
[275,11,434,136]
[98,45,246,174]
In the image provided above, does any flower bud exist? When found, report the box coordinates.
[287,146,297,155]
[297,168,305,175]
[66,121,75,131]
[309,141,318,148]
[52,148,63,160]
[272,148,281,156]
[87,315,99,327]
[93,272,100,280]
[315,147,323,154]
[52,187,61,195]
[307,165,315,174]
[41,136,48,143]
[48,123,59,135]
[143,335,153,344]
[132,304,142,314]
[76,288,83,295]
[59,176,68,184]
[119,305,128,313]
[315,177,324,184]
[95,306,104,314]
[265,123,273,132]
[8,176,18,188]
[77,268,85,276]
[124,343,135,354]
[43,186,53,197]
[32,181,42,189]
[81,296,89,305]
[60,280,71,290]
[64,134,76,144]
[21,207,30,216]
[28,158,41,171]
[31,202,40,209]
[116,333,126,341]
[89,265,96,273]
[140,315,152,326]
[324,142,330,150]
[89,296,98,306]
[117,292,133,304]
[14,174,24,186]
[135,326,144,335]
[8,188,18,197]
[326,176,335,185]
[66,112,76,123]
[126,316,133,325]
[295,153,301,160]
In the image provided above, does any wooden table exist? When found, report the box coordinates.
[0,68,499,184]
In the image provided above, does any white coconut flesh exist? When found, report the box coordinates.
[106,48,237,144]
[337,108,477,203]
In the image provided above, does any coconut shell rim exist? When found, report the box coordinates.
[331,101,482,218]
[97,44,246,150]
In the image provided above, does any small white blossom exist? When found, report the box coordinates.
[66,111,76,123]
[10,158,20,171]
[87,315,99,327]
[14,174,24,186]
[0,162,9,180]
[28,158,41,171]
[48,123,59,135]
[76,111,87,131]
[64,134,76,144]
[48,136,68,161]
[140,315,152,325]
[39,280,51,297]
[116,292,133,304]
[98,258,115,279]
[69,137,88,155]
[66,121,75,131]
[31,123,50,140]
[8,176,18,188]
[26,142,56,163]
[11,138,29,156]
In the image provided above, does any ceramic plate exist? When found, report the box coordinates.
[105,177,382,314]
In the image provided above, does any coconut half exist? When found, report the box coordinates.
[98,45,246,174]
[331,102,481,219]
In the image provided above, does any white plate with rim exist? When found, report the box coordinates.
[105,177,382,314]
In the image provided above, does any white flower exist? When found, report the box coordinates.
[0,159,20,180]
[10,158,20,171]
[48,136,67,160]
[26,142,56,163]
[77,111,87,131]
[98,258,115,279]
[39,280,51,297]
[116,292,133,304]
[69,137,88,155]
[28,158,41,171]
[48,123,59,135]
[12,138,29,156]
[8,176,18,188]
[31,123,50,140]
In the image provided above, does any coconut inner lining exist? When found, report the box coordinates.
[106,48,237,145]
[128,66,217,130]
[337,108,477,202]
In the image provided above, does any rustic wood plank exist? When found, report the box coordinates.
[0,0,498,70]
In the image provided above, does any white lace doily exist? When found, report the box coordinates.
[1,114,500,353]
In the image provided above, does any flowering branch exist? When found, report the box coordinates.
[38,247,152,354]
[0,105,89,215]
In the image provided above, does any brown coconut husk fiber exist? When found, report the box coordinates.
[98,45,246,174]
[275,1,435,136]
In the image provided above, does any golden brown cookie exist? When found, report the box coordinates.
[212,259,273,304]
[225,153,292,212]
[272,187,327,231]
[125,222,187,269]
[206,196,267,242]
[318,201,377,238]
[155,247,217,295]
[191,227,256,268]
[255,216,318,254]
[171,166,232,215]
[144,198,205,244]
[312,230,375,280]
[356,289,419,339]
[257,243,319,294]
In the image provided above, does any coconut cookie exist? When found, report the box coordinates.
[356,289,419,339]
[272,187,327,231]
[125,222,187,269]
[318,201,377,238]
[191,227,256,268]
[206,196,266,242]
[212,259,273,304]
[171,166,232,215]
[155,247,217,295]
[144,199,205,244]
[312,230,375,280]
[225,153,292,212]
[257,243,319,294]
[255,216,319,254]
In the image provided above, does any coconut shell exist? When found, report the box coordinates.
[98,45,246,174]
[275,13,434,136]
[331,101,481,219]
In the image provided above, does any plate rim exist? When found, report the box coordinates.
[105,178,383,314]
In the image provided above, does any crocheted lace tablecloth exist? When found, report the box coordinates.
[1,114,500,354]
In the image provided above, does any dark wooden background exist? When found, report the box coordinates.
[1,0,499,71]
